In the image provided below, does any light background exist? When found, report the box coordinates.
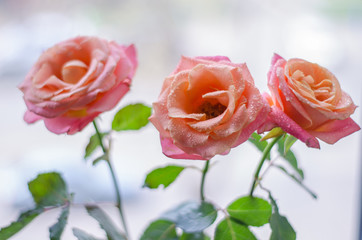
[0,0,361,239]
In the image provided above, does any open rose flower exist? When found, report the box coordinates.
[263,54,360,148]
[19,36,137,134]
[149,56,270,160]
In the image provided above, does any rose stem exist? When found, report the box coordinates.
[200,160,210,201]
[92,120,130,238]
[249,135,282,197]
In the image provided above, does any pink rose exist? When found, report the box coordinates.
[149,56,270,160]
[19,36,137,134]
[264,54,360,148]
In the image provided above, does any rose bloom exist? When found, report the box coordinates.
[264,54,360,148]
[19,36,137,134]
[150,56,270,160]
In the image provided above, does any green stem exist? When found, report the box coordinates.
[200,160,210,201]
[249,135,282,197]
[92,121,106,152]
[92,120,129,238]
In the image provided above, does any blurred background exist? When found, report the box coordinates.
[0,0,361,239]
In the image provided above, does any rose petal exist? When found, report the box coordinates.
[269,106,320,148]
[278,67,313,126]
[169,118,209,149]
[123,44,138,78]
[111,43,136,81]
[24,110,43,124]
[74,58,103,89]
[232,98,270,147]
[267,55,286,110]
[188,64,235,95]
[24,98,71,118]
[195,56,231,62]
[167,73,196,118]
[173,56,234,74]
[88,56,117,92]
[309,117,361,144]
[86,79,130,113]
[160,136,205,160]
[149,102,172,138]
[191,131,239,159]
[61,60,88,84]
[35,76,72,100]
[314,91,358,120]
[212,104,248,138]
[43,112,99,135]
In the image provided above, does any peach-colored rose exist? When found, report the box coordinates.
[149,56,270,160]
[264,54,360,147]
[19,36,137,134]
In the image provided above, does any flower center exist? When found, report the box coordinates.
[197,101,226,120]
[61,60,88,84]
[292,70,333,102]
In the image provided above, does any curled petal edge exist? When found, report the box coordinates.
[309,117,360,144]
[160,136,206,160]
[24,110,99,135]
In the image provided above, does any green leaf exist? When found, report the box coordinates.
[248,133,270,160]
[85,205,126,240]
[275,165,317,199]
[277,138,304,179]
[180,232,210,240]
[248,132,268,151]
[112,103,152,131]
[284,135,297,155]
[72,228,105,240]
[266,191,296,240]
[49,204,70,240]
[144,165,185,189]
[227,196,272,227]
[28,172,69,207]
[140,220,178,240]
[214,219,257,240]
[162,201,217,233]
[85,132,108,159]
[0,208,44,240]
[0,172,70,240]
[270,213,296,240]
